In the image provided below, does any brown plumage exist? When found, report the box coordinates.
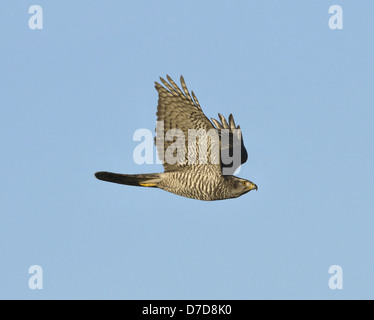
[95,75,257,200]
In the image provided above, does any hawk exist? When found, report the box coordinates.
[95,75,257,201]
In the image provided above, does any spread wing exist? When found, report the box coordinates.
[211,114,248,175]
[155,75,220,173]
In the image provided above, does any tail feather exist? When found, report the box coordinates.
[95,172,161,188]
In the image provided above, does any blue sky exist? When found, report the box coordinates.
[1,0,373,299]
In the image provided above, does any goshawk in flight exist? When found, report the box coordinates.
[95,75,257,201]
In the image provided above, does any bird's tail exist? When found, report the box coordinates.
[95,172,161,188]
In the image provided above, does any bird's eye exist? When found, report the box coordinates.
[243,181,247,186]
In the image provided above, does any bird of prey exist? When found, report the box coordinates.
[95,75,257,201]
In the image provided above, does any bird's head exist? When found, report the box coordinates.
[228,177,258,198]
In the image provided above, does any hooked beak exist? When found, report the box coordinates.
[248,182,258,191]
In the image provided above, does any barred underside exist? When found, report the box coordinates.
[158,167,237,201]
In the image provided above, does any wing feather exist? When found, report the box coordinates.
[211,113,248,174]
[155,76,220,173]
